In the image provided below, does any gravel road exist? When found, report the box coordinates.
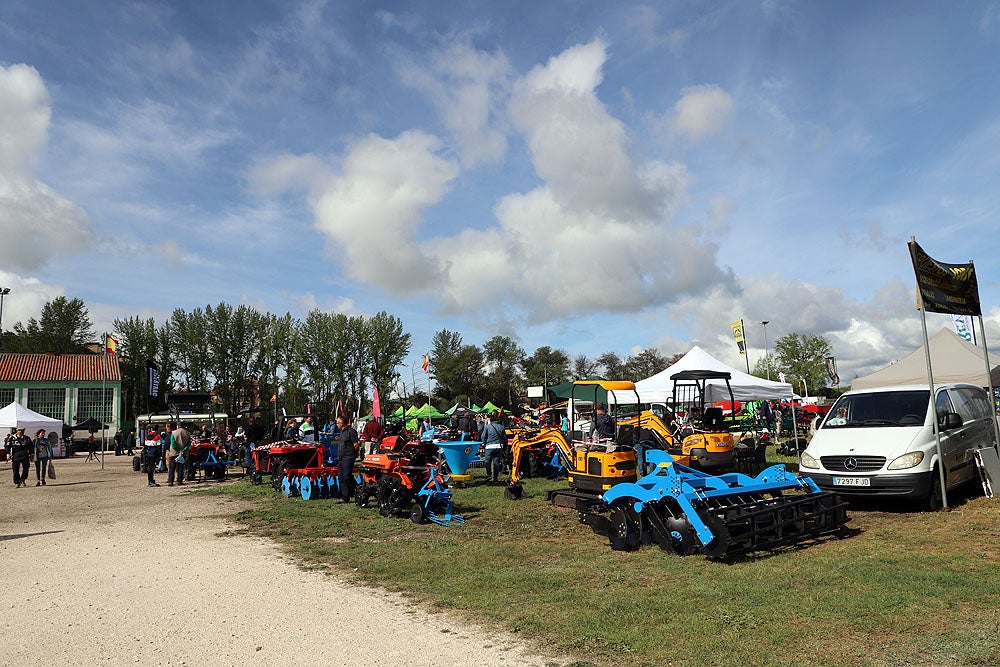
[0,454,552,666]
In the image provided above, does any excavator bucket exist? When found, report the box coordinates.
[599,450,849,559]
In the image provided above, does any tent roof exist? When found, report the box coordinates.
[413,403,447,418]
[609,345,794,404]
[0,401,63,433]
[852,328,1000,389]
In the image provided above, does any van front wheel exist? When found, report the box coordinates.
[924,467,944,512]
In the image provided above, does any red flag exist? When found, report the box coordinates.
[372,386,382,420]
[421,352,430,372]
[105,334,119,355]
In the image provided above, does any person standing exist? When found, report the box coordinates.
[126,429,135,456]
[143,428,162,487]
[336,415,360,503]
[113,430,123,456]
[245,417,266,472]
[300,416,316,443]
[9,427,33,488]
[360,418,385,455]
[480,411,508,484]
[33,429,52,486]
[84,433,98,462]
[166,421,191,486]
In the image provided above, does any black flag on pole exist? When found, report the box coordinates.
[147,360,160,400]
[908,241,981,316]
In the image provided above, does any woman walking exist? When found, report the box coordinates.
[33,429,52,486]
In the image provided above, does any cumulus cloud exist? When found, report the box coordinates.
[256,131,458,294]
[0,63,92,270]
[419,39,735,321]
[397,38,511,167]
[259,39,737,324]
[672,84,734,141]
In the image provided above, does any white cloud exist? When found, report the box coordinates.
[260,40,737,325]
[398,38,511,167]
[0,63,92,270]
[672,84,734,141]
[309,131,457,293]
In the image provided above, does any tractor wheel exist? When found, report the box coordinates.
[354,484,373,508]
[608,499,641,551]
[250,469,262,485]
[410,502,427,524]
[213,464,226,481]
[377,476,411,518]
[270,457,289,492]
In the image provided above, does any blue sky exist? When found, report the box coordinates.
[2,0,999,389]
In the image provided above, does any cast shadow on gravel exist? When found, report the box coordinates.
[0,530,64,542]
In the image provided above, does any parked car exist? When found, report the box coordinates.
[799,383,998,509]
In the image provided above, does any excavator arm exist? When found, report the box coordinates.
[508,426,572,486]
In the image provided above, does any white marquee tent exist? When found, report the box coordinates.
[0,401,64,436]
[851,328,1000,389]
[608,345,795,404]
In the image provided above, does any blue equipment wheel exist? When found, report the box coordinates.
[281,475,292,497]
[327,474,339,497]
[316,475,328,499]
[300,475,313,500]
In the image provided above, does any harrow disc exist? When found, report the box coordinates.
[660,515,698,556]
[608,499,641,552]
[300,475,313,500]
[326,474,338,498]
[280,476,293,497]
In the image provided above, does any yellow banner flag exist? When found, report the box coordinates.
[730,321,746,356]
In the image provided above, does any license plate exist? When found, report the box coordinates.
[833,476,870,487]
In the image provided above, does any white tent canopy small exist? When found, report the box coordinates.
[608,345,795,404]
[851,328,1000,389]
[0,401,64,436]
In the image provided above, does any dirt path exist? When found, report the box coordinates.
[0,455,551,666]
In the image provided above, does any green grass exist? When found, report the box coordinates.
[202,461,1000,667]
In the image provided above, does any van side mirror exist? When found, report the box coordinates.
[939,412,963,430]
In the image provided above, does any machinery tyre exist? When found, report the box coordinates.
[354,484,373,508]
[270,457,290,492]
[410,502,427,524]
[377,476,411,518]
[132,456,141,472]
[250,469,262,485]
[214,464,226,481]
[924,467,944,512]
[608,499,641,551]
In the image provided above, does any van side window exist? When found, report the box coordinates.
[935,390,954,419]
[955,387,989,420]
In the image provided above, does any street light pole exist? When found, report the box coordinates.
[0,288,10,351]
[761,320,770,380]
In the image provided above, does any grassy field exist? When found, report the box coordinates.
[204,456,1000,667]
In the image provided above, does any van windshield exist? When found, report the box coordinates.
[822,390,929,428]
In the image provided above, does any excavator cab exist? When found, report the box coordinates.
[669,370,737,470]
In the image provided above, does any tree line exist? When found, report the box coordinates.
[1,296,837,421]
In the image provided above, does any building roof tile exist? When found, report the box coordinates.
[0,353,122,383]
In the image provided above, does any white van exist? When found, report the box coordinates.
[799,383,998,509]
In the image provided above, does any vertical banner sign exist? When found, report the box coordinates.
[146,360,160,400]
[908,241,981,315]
[824,356,840,386]
[953,315,974,342]
[730,321,746,356]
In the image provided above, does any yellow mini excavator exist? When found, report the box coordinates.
[505,376,737,502]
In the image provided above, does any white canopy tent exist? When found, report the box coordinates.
[608,345,795,404]
[851,328,1000,389]
[0,401,64,437]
